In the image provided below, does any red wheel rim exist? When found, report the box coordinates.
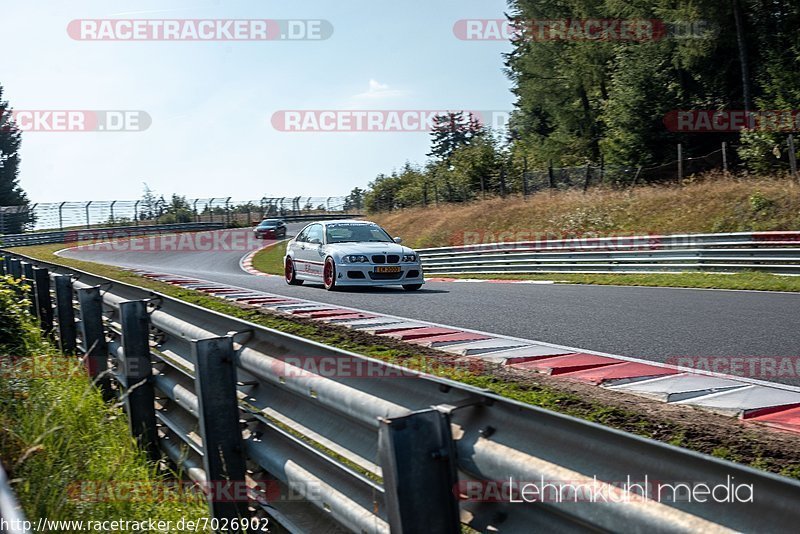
[323,259,334,287]
[285,259,293,281]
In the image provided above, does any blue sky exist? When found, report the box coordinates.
[2,1,513,203]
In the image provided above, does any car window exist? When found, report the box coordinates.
[326,223,393,244]
[295,226,310,242]
[306,224,323,244]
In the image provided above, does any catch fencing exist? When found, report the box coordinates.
[0,222,225,248]
[2,249,800,532]
[0,196,353,234]
[418,231,800,275]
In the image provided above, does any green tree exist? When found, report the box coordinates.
[344,187,365,211]
[427,112,484,162]
[0,84,30,233]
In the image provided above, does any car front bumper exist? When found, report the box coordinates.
[334,262,424,286]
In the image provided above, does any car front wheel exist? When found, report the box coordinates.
[285,257,303,285]
[323,257,338,291]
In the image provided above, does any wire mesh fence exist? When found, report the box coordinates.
[0,196,352,234]
[366,144,738,212]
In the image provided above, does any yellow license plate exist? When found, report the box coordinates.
[375,266,401,273]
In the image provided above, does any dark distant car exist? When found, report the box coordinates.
[253,218,287,239]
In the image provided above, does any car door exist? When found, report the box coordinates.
[290,225,311,278]
[301,224,325,278]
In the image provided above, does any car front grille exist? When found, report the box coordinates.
[368,271,403,280]
[371,254,400,264]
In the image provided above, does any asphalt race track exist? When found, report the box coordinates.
[60,227,800,385]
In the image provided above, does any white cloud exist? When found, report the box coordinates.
[352,79,409,100]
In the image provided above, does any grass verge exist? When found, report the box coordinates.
[8,243,800,479]
[250,240,286,276]
[0,276,207,525]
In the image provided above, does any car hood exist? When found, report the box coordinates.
[324,242,415,255]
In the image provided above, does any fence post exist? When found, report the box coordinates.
[21,262,35,315]
[583,164,591,193]
[548,161,555,189]
[85,200,92,229]
[193,336,249,526]
[76,287,111,393]
[8,258,21,279]
[119,300,158,460]
[677,143,684,183]
[378,409,461,533]
[55,275,77,354]
[32,267,53,335]
[788,134,798,181]
[58,201,66,231]
[134,200,140,226]
[722,141,729,173]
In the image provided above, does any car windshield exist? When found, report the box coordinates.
[325,223,393,244]
[258,220,280,227]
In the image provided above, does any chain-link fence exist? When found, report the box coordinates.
[367,144,739,212]
[0,196,354,234]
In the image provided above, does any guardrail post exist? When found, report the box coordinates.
[119,300,159,460]
[32,267,53,335]
[193,336,249,527]
[8,258,21,279]
[76,287,111,394]
[54,275,77,354]
[20,262,36,315]
[378,409,461,533]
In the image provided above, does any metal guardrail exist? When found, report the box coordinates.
[0,460,30,534]
[418,231,800,275]
[0,222,225,248]
[3,250,800,532]
[277,213,365,223]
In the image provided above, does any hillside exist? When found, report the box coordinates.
[369,174,800,249]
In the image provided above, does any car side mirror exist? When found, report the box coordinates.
[309,238,321,244]
[393,237,402,244]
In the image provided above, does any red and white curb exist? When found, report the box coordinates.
[133,268,800,435]
[239,243,281,278]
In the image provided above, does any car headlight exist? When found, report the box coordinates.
[402,254,417,262]
[344,255,369,263]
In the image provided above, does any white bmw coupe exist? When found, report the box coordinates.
[284,220,424,291]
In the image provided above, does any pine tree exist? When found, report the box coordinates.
[0,85,30,232]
